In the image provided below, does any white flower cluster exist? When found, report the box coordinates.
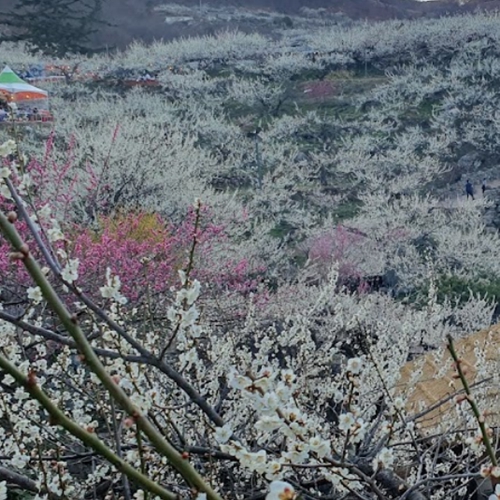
[372,447,395,470]
[27,286,43,304]
[0,139,16,158]
[220,367,344,481]
[166,271,202,341]
[0,141,16,199]
[61,258,80,284]
[266,480,296,500]
[47,219,65,242]
[2,10,500,500]
[100,267,128,305]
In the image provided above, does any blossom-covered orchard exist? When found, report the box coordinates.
[2,8,500,500]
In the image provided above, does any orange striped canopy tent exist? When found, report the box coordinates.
[0,66,48,103]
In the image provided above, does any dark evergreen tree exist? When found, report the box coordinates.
[0,0,105,57]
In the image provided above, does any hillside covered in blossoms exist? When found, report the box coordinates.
[1,8,500,500]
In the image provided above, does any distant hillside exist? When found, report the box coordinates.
[94,0,500,48]
[3,0,500,50]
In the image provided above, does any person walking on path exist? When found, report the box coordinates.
[482,178,487,196]
[466,179,474,200]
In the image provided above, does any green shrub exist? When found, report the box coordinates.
[434,275,500,305]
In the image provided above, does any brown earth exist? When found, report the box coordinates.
[398,324,500,435]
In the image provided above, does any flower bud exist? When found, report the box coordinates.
[19,243,29,257]
[26,369,37,387]
[123,417,135,428]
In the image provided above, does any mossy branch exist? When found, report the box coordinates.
[446,334,497,467]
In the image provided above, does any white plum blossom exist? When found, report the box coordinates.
[100,267,127,304]
[255,415,283,433]
[282,444,309,464]
[252,376,274,393]
[38,204,51,219]
[179,305,199,328]
[175,279,202,305]
[0,139,16,157]
[373,447,395,470]
[275,382,293,403]
[166,278,202,338]
[346,357,363,375]
[351,418,368,444]
[333,390,344,403]
[231,446,269,473]
[17,174,31,195]
[324,469,343,488]
[178,269,187,285]
[266,461,283,480]
[56,248,67,260]
[392,396,405,412]
[309,436,330,458]
[466,434,485,455]
[61,259,79,284]
[27,286,43,304]
[186,279,201,304]
[166,307,179,323]
[10,452,29,469]
[214,424,232,444]
[229,370,253,390]
[490,484,500,500]
[0,167,10,178]
[481,464,493,478]
[47,222,65,242]
[266,480,296,500]
[0,183,11,199]
[118,377,135,391]
[14,387,30,401]
[178,347,199,368]
[281,369,295,385]
[244,450,267,473]
[489,483,500,500]
[257,392,281,412]
[338,412,356,432]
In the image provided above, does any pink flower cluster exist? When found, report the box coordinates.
[0,136,264,304]
[308,224,365,281]
[70,208,259,302]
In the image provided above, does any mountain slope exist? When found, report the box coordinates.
[3,0,500,50]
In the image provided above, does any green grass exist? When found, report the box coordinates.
[204,67,232,79]
[269,219,297,239]
[293,99,363,121]
[404,274,500,310]
[399,96,442,128]
[331,199,363,222]
[351,63,386,79]
[222,64,386,126]
[434,275,500,305]
[290,67,331,83]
